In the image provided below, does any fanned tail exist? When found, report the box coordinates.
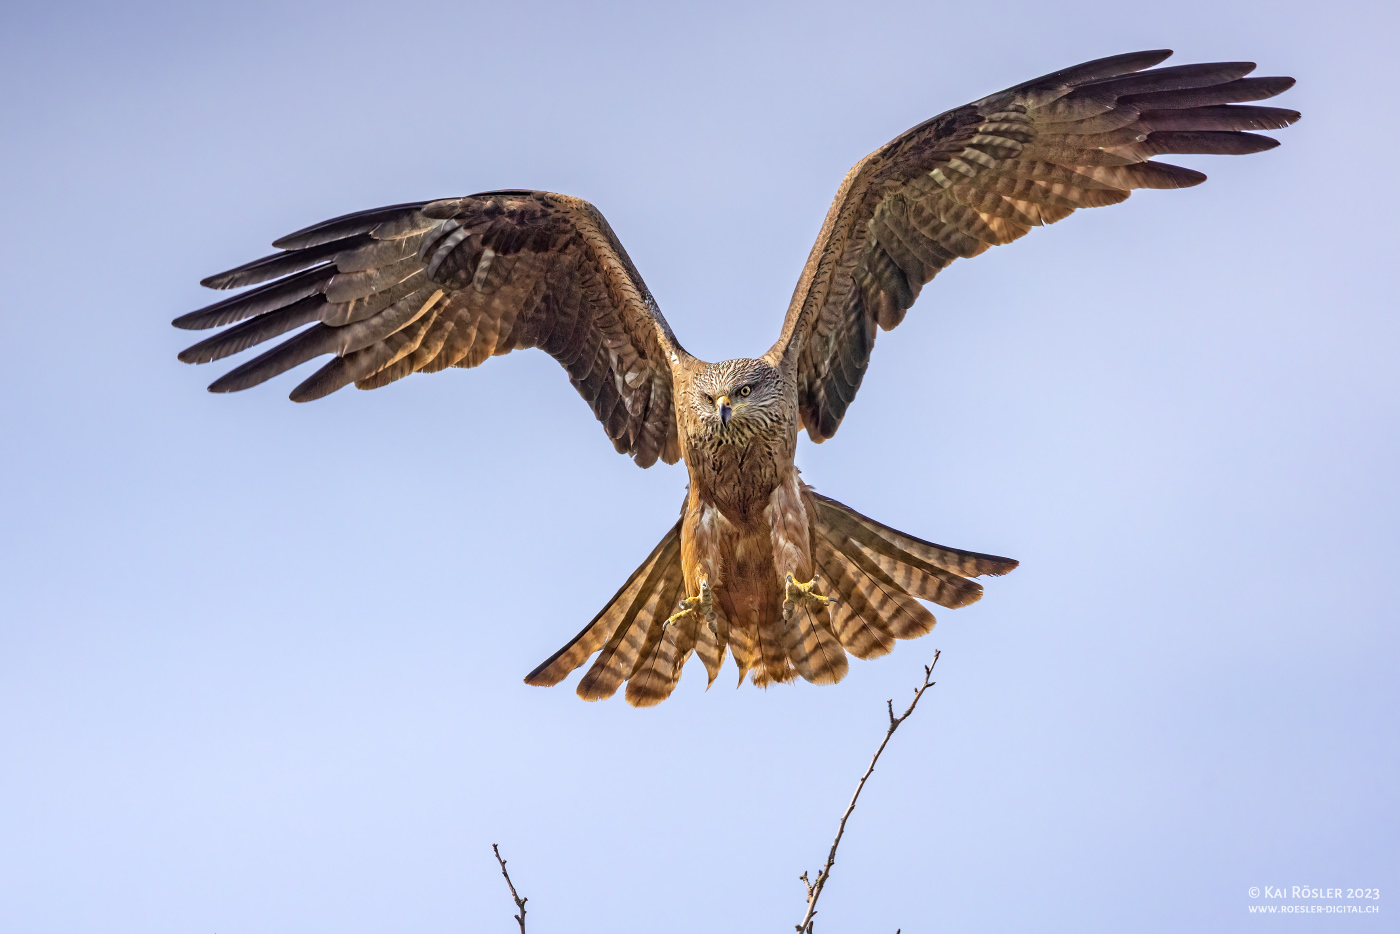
[523,492,1016,706]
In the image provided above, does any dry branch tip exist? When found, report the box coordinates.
[795,651,941,934]
[492,843,528,934]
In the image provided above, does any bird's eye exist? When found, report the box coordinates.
[738,385,751,397]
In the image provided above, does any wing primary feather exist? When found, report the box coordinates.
[350,301,443,389]
[201,234,374,290]
[1137,130,1280,156]
[320,270,428,326]
[324,254,423,303]
[999,50,1173,97]
[206,324,336,393]
[173,265,333,330]
[289,354,369,403]
[1074,62,1257,97]
[1120,76,1295,110]
[326,287,439,356]
[271,201,431,250]
[177,295,324,364]
[1139,104,1300,132]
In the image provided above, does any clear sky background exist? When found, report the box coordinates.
[1,1,1395,931]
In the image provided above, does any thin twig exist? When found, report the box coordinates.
[795,651,941,933]
[492,843,528,934]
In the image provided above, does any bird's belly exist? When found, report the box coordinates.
[721,522,783,625]
[684,467,814,629]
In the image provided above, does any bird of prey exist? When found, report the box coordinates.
[174,50,1296,706]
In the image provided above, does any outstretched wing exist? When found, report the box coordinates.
[768,50,1299,441]
[174,191,686,467]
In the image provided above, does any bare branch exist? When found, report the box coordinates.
[492,843,528,934]
[795,651,941,934]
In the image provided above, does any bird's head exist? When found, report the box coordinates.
[691,358,781,438]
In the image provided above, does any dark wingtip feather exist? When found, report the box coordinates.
[205,325,333,393]
[1082,61,1259,97]
[1136,161,1208,188]
[1054,48,1175,83]
[1019,49,1174,91]
[1238,133,1282,153]
[1124,76,1296,111]
[289,356,358,402]
[1132,49,1173,64]
[271,201,430,250]
[1142,104,1301,133]
[177,297,324,365]
[174,266,333,330]
[200,234,372,290]
[200,260,279,290]
[1145,130,1281,157]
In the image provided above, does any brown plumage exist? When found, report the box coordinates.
[173,51,1298,705]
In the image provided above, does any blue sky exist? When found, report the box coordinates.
[1,1,1395,931]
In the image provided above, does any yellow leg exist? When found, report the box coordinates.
[783,573,839,622]
[667,578,717,633]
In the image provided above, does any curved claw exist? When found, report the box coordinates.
[783,572,839,621]
[667,577,717,628]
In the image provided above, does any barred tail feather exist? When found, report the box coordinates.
[727,620,760,687]
[662,607,700,678]
[830,537,938,639]
[809,492,1017,651]
[577,562,681,701]
[624,572,686,707]
[692,609,727,687]
[755,615,797,687]
[812,493,1019,579]
[784,604,849,685]
[813,540,897,659]
[825,505,985,607]
[523,519,682,697]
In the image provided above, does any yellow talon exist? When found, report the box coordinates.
[783,573,839,621]
[667,578,716,629]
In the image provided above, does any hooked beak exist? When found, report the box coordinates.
[716,394,732,426]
